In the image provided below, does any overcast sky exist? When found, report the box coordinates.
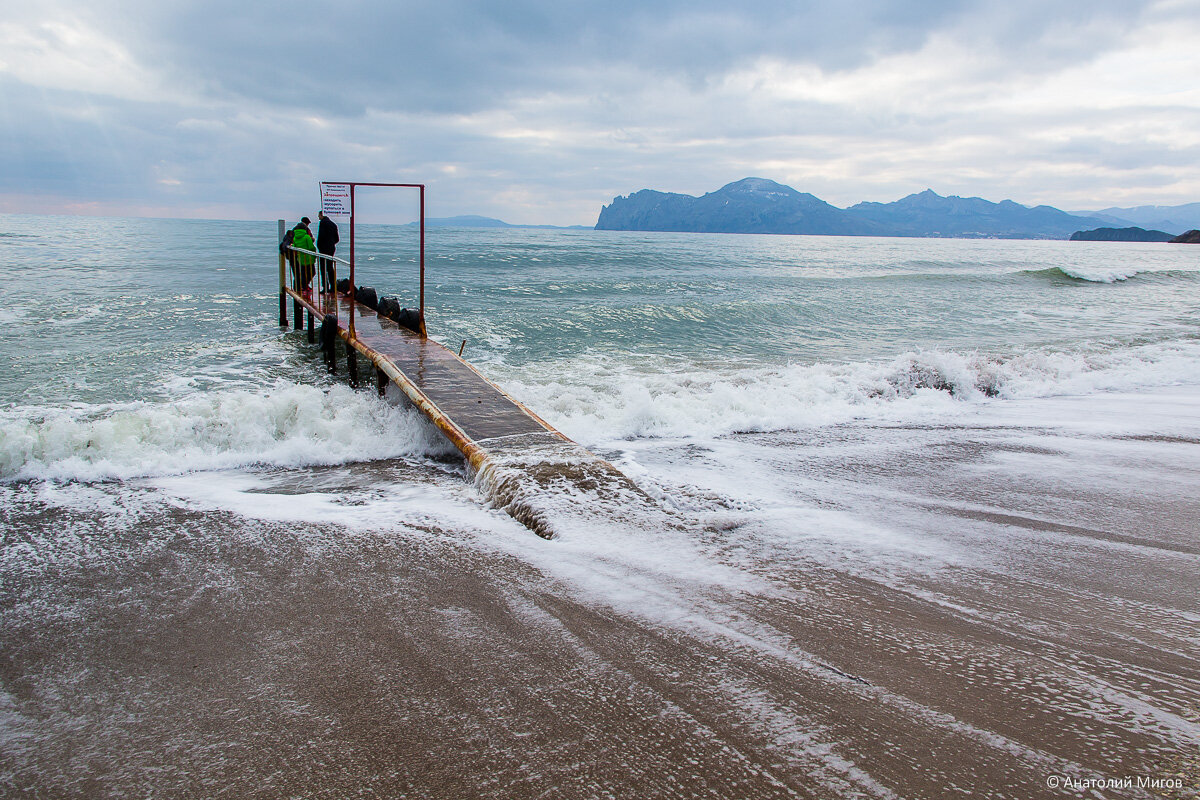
[2,0,1198,225]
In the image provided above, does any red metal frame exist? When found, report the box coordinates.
[321,181,426,340]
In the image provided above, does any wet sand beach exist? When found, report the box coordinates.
[3,389,1197,799]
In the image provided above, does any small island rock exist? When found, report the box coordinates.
[1069,227,1173,242]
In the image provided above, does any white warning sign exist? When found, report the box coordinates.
[320,183,352,216]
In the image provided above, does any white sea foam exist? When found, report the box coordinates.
[0,381,452,482]
[496,339,1200,446]
[148,469,501,541]
[7,336,1198,484]
[1056,265,1145,283]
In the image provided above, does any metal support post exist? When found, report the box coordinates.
[348,185,356,343]
[419,185,426,338]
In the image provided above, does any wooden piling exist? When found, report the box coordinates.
[278,219,288,327]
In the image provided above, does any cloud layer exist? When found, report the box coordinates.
[2,0,1198,224]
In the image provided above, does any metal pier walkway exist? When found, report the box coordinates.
[283,286,638,537]
[291,287,566,456]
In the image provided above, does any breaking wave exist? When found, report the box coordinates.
[498,339,1200,444]
[0,381,452,483]
[1023,266,1200,284]
[5,338,1200,483]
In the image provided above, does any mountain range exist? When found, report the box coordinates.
[594,178,1197,239]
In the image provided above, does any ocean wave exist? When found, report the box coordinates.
[833,265,1200,286]
[0,381,453,483]
[1022,266,1199,284]
[496,339,1200,444]
[7,339,1199,482]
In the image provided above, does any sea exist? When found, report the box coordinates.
[2,215,1198,799]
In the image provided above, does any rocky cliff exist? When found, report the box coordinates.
[596,179,1111,239]
[596,178,881,235]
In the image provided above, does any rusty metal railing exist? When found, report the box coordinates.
[286,244,349,293]
[280,236,350,317]
[278,185,427,344]
[322,182,427,342]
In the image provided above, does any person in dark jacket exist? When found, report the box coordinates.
[316,212,340,294]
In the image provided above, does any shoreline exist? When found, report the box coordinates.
[3,383,1198,798]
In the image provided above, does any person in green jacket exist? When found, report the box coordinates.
[291,217,316,293]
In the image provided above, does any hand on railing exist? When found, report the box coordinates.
[286,245,350,300]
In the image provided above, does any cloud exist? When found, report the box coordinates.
[35,0,1144,116]
[0,18,163,101]
[0,0,1197,224]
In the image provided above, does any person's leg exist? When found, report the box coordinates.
[321,257,335,294]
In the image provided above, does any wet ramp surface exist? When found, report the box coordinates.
[309,292,556,444]
[359,321,551,442]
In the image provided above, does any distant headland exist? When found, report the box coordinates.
[594,178,1200,240]
[1069,227,1174,242]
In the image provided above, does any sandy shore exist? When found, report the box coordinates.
[2,390,1198,799]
